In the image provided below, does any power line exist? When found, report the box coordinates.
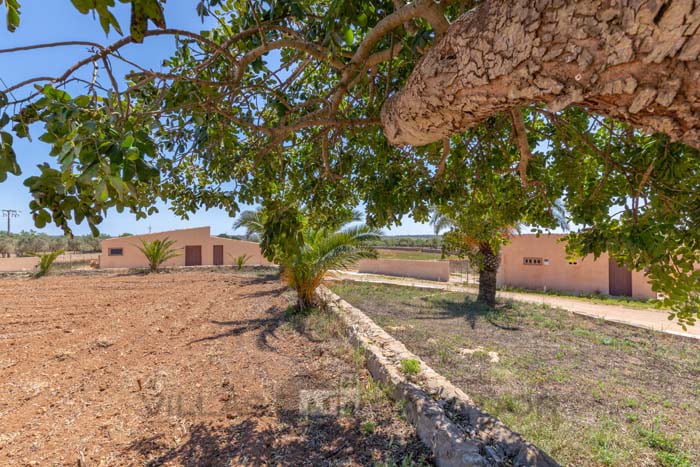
[1,209,20,236]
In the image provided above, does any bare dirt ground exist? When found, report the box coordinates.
[0,269,430,466]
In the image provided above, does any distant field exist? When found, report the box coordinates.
[376,249,448,261]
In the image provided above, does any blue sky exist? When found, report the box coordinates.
[0,2,432,237]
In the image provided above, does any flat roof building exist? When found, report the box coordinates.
[99,226,271,269]
[497,234,656,299]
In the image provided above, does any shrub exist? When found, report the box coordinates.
[234,253,251,270]
[0,234,14,257]
[137,237,180,272]
[31,249,64,278]
[400,358,421,376]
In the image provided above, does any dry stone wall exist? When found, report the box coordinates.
[317,286,560,467]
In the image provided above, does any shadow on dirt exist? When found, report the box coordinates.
[125,410,429,466]
[188,307,284,351]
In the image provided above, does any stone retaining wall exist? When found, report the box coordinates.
[317,285,559,467]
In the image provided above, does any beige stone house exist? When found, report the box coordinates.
[99,226,271,269]
[497,234,657,299]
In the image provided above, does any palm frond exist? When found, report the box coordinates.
[30,249,64,277]
[233,209,265,240]
[429,209,454,236]
[278,221,379,311]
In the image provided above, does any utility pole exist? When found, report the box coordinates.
[1,209,19,236]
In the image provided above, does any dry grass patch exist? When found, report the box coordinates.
[329,281,700,467]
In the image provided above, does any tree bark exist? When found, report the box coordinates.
[382,0,700,148]
[477,242,500,307]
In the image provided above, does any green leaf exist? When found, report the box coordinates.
[74,95,91,107]
[121,134,135,148]
[34,210,51,228]
[4,0,20,32]
[125,146,140,161]
[343,27,354,45]
[70,0,93,14]
[96,180,109,202]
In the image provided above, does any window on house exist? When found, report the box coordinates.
[568,260,578,265]
[523,257,543,266]
[108,248,123,256]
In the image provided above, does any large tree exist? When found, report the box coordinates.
[430,110,568,306]
[0,1,698,325]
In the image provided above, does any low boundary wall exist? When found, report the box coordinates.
[318,286,559,467]
[0,253,99,272]
[357,259,450,282]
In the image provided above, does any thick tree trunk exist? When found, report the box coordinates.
[476,242,500,307]
[382,0,700,148]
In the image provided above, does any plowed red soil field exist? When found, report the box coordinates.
[0,269,430,466]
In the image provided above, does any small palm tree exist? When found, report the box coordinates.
[282,223,380,310]
[430,210,510,307]
[233,253,251,270]
[137,238,180,273]
[234,208,379,310]
[31,249,64,278]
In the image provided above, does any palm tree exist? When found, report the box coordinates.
[30,249,64,278]
[234,208,380,310]
[137,237,181,272]
[431,202,568,307]
[430,210,509,307]
[282,223,381,310]
[233,209,265,241]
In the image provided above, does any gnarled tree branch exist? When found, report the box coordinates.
[382,0,700,148]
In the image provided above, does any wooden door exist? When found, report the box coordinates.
[213,245,224,266]
[185,245,202,266]
[609,258,632,296]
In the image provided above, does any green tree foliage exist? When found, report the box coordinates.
[30,248,64,277]
[2,0,165,40]
[8,231,104,256]
[137,237,180,272]
[0,232,14,257]
[0,2,698,325]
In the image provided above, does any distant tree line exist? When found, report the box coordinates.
[0,231,108,257]
[216,233,243,241]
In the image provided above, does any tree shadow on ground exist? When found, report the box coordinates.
[237,285,289,299]
[187,306,284,351]
[236,272,281,285]
[124,410,429,466]
[405,297,521,331]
